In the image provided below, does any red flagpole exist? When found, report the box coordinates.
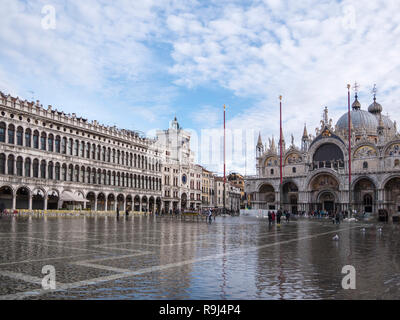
[279,96,283,185]
[347,84,352,215]
[223,104,226,214]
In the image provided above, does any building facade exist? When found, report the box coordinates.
[246,91,400,218]
[0,92,162,212]
[156,117,202,212]
[214,177,241,212]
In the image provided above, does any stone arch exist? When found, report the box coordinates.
[149,196,155,213]
[257,183,276,210]
[97,192,106,211]
[383,177,400,215]
[117,194,124,210]
[134,195,140,211]
[47,189,59,210]
[141,195,148,212]
[282,180,299,213]
[308,172,340,213]
[32,187,46,210]
[126,195,133,211]
[86,191,96,210]
[16,186,30,209]
[0,185,14,210]
[107,193,115,211]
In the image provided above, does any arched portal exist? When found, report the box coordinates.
[134,195,140,211]
[309,173,340,213]
[32,189,45,210]
[149,196,155,213]
[258,184,275,210]
[16,187,30,209]
[47,190,59,210]
[117,194,124,211]
[86,192,96,210]
[156,197,161,213]
[97,193,106,211]
[353,178,376,214]
[0,186,13,210]
[384,177,400,215]
[107,194,115,211]
[141,196,148,212]
[282,181,298,213]
[126,195,132,211]
[181,193,187,210]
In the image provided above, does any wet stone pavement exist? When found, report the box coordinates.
[0,215,399,299]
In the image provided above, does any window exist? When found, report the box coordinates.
[395,159,400,167]
[40,133,46,150]
[0,154,5,174]
[25,158,31,177]
[8,124,15,144]
[17,127,23,146]
[33,131,39,149]
[55,136,60,153]
[68,139,73,155]
[48,162,53,180]
[0,122,5,142]
[62,137,67,154]
[292,167,296,173]
[270,169,274,175]
[16,157,23,176]
[74,140,79,156]
[363,161,368,169]
[25,129,31,147]
[33,159,39,178]
[55,163,60,180]
[48,134,54,152]
[40,160,46,179]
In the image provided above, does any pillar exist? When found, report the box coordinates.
[94,197,97,211]
[44,196,48,210]
[29,195,32,210]
[12,192,16,210]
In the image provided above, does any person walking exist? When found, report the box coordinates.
[335,211,340,224]
[277,210,282,225]
[125,208,129,218]
[268,211,272,226]
[116,207,120,219]
[208,209,212,223]
[285,210,290,222]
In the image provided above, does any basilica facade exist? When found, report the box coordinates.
[245,92,400,217]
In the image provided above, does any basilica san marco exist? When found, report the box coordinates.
[245,90,400,218]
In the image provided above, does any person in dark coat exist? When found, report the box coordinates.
[277,210,282,224]
[268,211,272,226]
[116,207,120,219]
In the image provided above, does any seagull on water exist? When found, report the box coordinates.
[332,234,339,241]
[361,228,366,232]
[378,227,383,233]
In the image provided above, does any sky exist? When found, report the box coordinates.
[1,0,400,175]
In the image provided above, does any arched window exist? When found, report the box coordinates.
[8,124,15,144]
[48,162,54,180]
[363,161,368,169]
[86,143,90,158]
[55,136,60,153]
[97,169,101,184]
[80,166,85,183]
[394,159,400,167]
[48,134,54,152]
[17,127,23,146]
[107,148,111,162]
[0,122,5,142]
[80,141,84,157]
[40,160,46,179]
[97,145,101,160]
[62,164,67,181]
[62,137,67,154]
[7,154,14,175]
[55,163,60,180]
[102,147,106,161]
[92,144,96,160]
[33,130,39,149]
[74,140,79,156]
[364,194,373,206]
[92,168,96,184]
[270,169,274,175]
[0,154,5,174]
[292,167,296,173]
[75,165,79,182]
[68,138,73,155]
[68,164,73,181]
[33,159,39,178]
[25,129,31,147]
[112,149,115,163]
[16,156,23,176]
[25,158,31,177]
[40,132,46,150]
[117,150,120,164]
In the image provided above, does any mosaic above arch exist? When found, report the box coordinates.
[354,145,377,159]
[285,153,302,165]
[311,174,339,191]
[265,156,278,167]
[386,143,400,156]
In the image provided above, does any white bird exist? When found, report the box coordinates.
[332,234,339,241]
[378,227,383,233]
[361,228,366,232]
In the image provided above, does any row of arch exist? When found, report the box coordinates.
[0,153,162,190]
[0,185,162,212]
[0,122,160,171]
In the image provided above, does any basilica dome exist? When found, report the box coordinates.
[336,109,379,133]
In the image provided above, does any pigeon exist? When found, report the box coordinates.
[332,234,339,241]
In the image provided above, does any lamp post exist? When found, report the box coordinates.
[279,95,283,211]
[347,84,352,218]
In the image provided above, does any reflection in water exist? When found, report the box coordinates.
[0,215,399,299]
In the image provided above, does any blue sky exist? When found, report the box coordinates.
[1,0,400,174]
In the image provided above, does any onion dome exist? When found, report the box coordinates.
[368,97,383,114]
[352,94,361,110]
